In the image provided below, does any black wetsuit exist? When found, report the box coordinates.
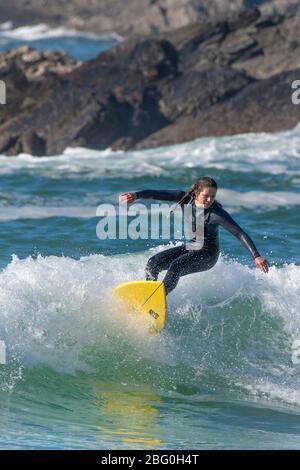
[135,189,261,294]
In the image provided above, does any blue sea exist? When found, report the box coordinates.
[0,24,300,450]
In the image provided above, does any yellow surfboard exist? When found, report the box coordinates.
[114,281,167,332]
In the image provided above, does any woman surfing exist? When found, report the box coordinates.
[120,177,269,295]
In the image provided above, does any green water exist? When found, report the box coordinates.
[0,122,300,449]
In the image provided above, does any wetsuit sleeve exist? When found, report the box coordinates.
[215,208,261,259]
[135,189,186,202]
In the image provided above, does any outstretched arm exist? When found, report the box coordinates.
[120,189,186,204]
[216,208,269,273]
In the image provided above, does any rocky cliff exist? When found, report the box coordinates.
[0,6,299,156]
[1,0,299,37]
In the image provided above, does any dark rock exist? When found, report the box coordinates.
[0,1,251,37]
[1,1,299,37]
[227,6,261,32]
[158,68,253,120]
[21,130,46,156]
[1,8,300,156]
[0,134,19,154]
[135,68,300,148]
[129,39,178,80]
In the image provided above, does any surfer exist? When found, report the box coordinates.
[120,177,269,295]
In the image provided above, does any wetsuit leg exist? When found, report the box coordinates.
[163,249,219,294]
[145,245,187,281]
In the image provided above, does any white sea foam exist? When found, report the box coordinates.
[0,205,98,221]
[1,125,300,177]
[0,187,299,222]
[0,22,13,31]
[0,251,165,373]
[0,186,299,222]
[218,189,300,209]
[0,250,299,379]
[0,22,123,42]
[237,381,300,406]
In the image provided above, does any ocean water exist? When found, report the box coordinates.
[0,22,121,60]
[0,27,300,450]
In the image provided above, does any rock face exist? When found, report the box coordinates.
[1,0,300,37]
[0,46,80,155]
[0,8,300,156]
[0,46,80,81]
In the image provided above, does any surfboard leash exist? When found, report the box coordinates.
[141,282,164,308]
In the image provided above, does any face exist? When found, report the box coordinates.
[195,187,217,209]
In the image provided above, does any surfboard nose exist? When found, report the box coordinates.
[114,281,167,332]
